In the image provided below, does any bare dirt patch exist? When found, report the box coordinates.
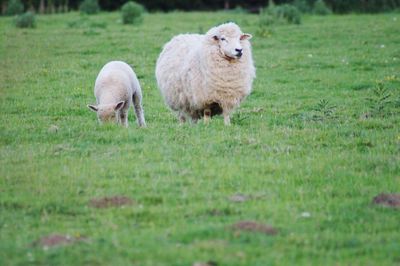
[206,208,238,216]
[372,193,400,208]
[89,196,134,208]
[32,234,87,248]
[229,194,250,203]
[231,221,278,235]
[228,193,266,203]
[192,261,218,266]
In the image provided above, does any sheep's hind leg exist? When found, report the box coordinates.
[204,108,211,124]
[132,92,146,127]
[120,111,128,127]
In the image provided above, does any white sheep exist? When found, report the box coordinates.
[87,61,146,127]
[155,22,255,125]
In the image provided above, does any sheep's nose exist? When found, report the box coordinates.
[235,48,243,57]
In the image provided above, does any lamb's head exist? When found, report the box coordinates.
[87,101,125,124]
[207,22,252,61]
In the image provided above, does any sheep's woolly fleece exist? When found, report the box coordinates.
[156,22,256,124]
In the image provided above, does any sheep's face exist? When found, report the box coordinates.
[212,31,252,60]
[87,101,125,125]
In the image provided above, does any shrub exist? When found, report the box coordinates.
[5,0,24,16]
[292,0,311,13]
[276,4,302,24]
[79,0,100,15]
[121,1,145,25]
[225,6,248,14]
[313,0,332,15]
[15,11,35,28]
[260,4,301,26]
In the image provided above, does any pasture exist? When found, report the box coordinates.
[0,11,399,265]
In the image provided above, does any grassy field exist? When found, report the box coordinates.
[1,10,399,265]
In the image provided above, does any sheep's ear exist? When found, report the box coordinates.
[88,104,98,112]
[212,35,219,41]
[240,33,252,40]
[114,101,125,111]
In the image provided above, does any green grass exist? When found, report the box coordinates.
[1,11,400,265]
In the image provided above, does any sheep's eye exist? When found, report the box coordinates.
[221,37,226,41]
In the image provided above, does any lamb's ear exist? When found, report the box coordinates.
[240,33,252,40]
[88,104,98,112]
[114,101,125,111]
[212,35,219,41]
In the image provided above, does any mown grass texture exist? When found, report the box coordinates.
[1,11,400,265]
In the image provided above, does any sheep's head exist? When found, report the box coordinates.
[208,22,252,61]
[87,101,125,124]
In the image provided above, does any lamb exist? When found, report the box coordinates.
[155,22,255,125]
[87,61,146,127]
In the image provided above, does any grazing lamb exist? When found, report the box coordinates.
[87,61,146,127]
[155,22,255,125]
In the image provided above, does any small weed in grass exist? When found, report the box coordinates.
[313,99,337,120]
[366,82,393,117]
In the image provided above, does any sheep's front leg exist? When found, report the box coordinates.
[223,112,231,126]
[120,111,128,127]
[204,108,211,124]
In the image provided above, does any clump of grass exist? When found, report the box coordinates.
[121,1,145,25]
[256,26,273,38]
[366,82,392,117]
[197,25,204,34]
[15,11,35,28]
[79,0,100,15]
[313,99,336,119]
[313,0,332,15]
[67,16,89,28]
[308,99,337,121]
[5,0,24,16]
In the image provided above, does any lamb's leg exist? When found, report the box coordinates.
[120,111,128,127]
[204,108,211,124]
[132,91,146,127]
[223,111,231,126]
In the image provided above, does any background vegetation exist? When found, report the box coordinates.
[1,0,400,14]
[1,8,399,265]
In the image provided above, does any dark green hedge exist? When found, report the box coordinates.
[1,0,399,14]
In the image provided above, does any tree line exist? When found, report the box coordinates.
[2,0,400,14]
